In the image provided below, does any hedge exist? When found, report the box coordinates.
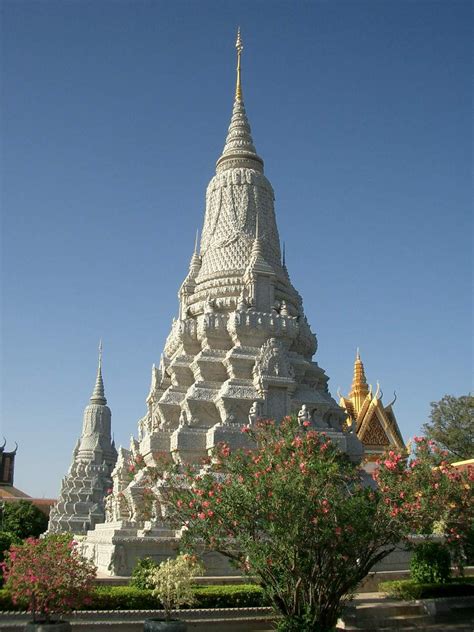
[0,584,267,612]
[380,577,474,600]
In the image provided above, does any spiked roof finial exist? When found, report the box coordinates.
[90,340,107,405]
[216,29,263,173]
[235,27,243,102]
[349,349,369,402]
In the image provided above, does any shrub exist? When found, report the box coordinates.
[194,584,266,608]
[1,536,96,622]
[410,542,451,584]
[130,557,159,589]
[87,586,157,610]
[0,588,15,610]
[380,577,474,600]
[0,584,268,611]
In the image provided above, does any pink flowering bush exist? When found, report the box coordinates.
[161,419,386,630]
[375,436,473,570]
[1,535,96,623]
[159,418,473,632]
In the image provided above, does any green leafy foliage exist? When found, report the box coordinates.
[410,542,451,584]
[87,586,157,610]
[130,557,159,589]
[193,584,266,608]
[380,577,474,600]
[423,394,474,460]
[1,501,48,539]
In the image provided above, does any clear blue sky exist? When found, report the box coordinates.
[1,1,472,498]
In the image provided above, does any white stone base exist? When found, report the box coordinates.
[81,521,236,577]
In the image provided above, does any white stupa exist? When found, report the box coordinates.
[82,31,362,576]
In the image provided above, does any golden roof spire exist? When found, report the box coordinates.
[349,349,369,413]
[235,27,243,102]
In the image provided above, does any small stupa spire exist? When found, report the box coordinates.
[90,340,107,405]
[251,214,264,258]
[188,229,201,274]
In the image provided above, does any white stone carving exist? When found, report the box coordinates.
[298,404,311,426]
[248,401,261,425]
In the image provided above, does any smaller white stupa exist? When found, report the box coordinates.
[48,342,117,534]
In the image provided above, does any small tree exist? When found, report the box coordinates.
[160,417,472,632]
[1,536,96,623]
[422,394,474,460]
[2,500,48,539]
[148,554,203,620]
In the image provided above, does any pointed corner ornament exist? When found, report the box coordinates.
[387,390,397,408]
[375,381,381,399]
[235,27,244,102]
[194,229,199,254]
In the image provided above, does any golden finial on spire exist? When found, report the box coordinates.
[235,27,243,102]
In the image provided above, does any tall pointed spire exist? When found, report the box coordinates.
[349,349,369,413]
[235,27,243,102]
[216,29,263,174]
[90,340,107,405]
